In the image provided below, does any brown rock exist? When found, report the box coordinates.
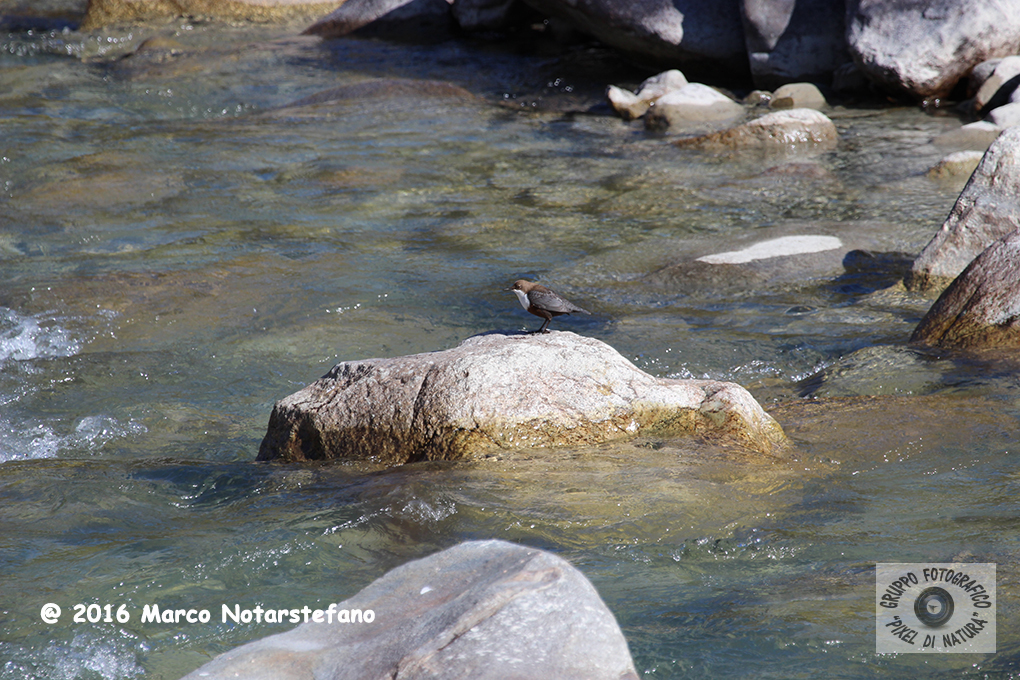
[907,126,1020,294]
[257,332,786,464]
[672,108,837,150]
[911,227,1020,349]
[82,0,337,29]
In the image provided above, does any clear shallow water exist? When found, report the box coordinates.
[1,17,1018,680]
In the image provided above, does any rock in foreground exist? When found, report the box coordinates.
[910,227,1020,350]
[258,332,786,463]
[180,540,639,680]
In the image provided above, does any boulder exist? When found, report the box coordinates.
[644,226,912,297]
[82,0,336,28]
[973,55,1020,114]
[644,83,745,130]
[607,69,688,120]
[910,227,1020,349]
[672,108,837,150]
[769,82,827,110]
[179,540,639,680]
[740,0,848,89]
[451,0,523,32]
[907,127,1020,293]
[257,332,786,463]
[269,78,479,113]
[831,61,870,94]
[516,0,749,78]
[303,0,455,40]
[987,102,1020,128]
[845,0,1020,100]
[967,59,1001,95]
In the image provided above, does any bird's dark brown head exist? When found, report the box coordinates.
[508,279,538,293]
[503,279,538,293]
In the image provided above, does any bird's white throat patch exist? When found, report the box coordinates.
[512,288,531,311]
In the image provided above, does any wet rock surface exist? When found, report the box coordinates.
[672,108,837,151]
[258,332,787,464]
[911,228,1020,350]
[180,540,639,680]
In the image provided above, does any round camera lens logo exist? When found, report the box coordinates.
[914,587,953,627]
[876,563,995,654]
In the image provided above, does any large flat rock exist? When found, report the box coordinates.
[258,332,786,463]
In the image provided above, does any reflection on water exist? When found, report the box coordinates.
[0,14,1017,680]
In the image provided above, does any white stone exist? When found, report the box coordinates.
[647,83,745,125]
[987,101,1020,128]
[976,55,1020,111]
[697,235,842,264]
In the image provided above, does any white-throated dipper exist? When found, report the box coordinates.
[506,279,591,333]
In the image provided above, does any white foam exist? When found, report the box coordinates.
[0,307,81,363]
[0,416,147,463]
[697,235,843,265]
[44,631,144,680]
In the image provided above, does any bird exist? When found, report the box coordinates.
[506,279,591,333]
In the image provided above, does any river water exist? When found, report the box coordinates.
[1,16,1017,680]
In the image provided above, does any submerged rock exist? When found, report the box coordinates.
[908,127,1020,294]
[845,0,1020,100]
[910,228,1020,350]
[933,121,1002,151]
[258,332,786,463]
[180,540,639,680]
[672,108,837,151]
[796,345,948,398]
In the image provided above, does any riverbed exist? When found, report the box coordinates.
[1,16,1016,679]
